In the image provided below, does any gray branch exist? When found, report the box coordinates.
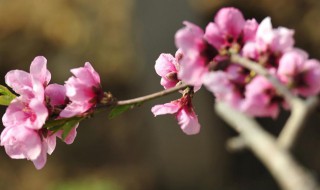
[215,102,319,190]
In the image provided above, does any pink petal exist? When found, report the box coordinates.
[45,84,66,106]
[155,54,177,77]
[160,78,178,90]
[243,19,258,42]
[204,22,224,50]
[214,7,245,38]
[175,21,204,59]
[242,76,279,118]
[56,124,79,144]
[0,126,42,160]
[278,49,308,83]
[241,42,259,59]
[176,108,200,135]
[70,62,100,86]
[298,59,320,96]
[2,98,25,128]
[28,98,48,130]
[84,62,101,84]
[60,102,88,118]
[5,70,33,96]
[46,133,57,155]
[256,17,274,51]
[178,55,207,87]
[32,143,47,170]
[151,102,180,116]
[65,77,95,102]
[203,72,243,108]
[271,27,294,52]
[30,56,51,85]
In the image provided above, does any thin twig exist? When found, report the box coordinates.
[116,83,188,106]
[230,54,319,150]
[215,102,319,190]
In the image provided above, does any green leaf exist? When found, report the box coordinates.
[45,118,72,129]
[0,85,16,106]
[108,104,133,119]
[61,119,80,140]
[45,117,82,140]
[0,95,14,106]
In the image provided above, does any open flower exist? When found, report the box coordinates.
[5,56,49,101]
[278,49,320,96]
[256,17,294,53]
[241,75,281,118]
[203,71,244,109]
[175,21,216,87]
[60,62,103,118]
[204,7,246,50]
[0,124,57,170]
[151,95,200,135]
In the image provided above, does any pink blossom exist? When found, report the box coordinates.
[205,7,246,50]
[0,126,42,160]
[60,62,102,118]
[5,56,50,100]
[241,42,260,59]
[278,49,320,96]
[175,21,215,87]
[29,56,51,86]
[203,71,243,108]
[256,17,294,53]
[0,125,56,169]
[241,76,280,118]
[151,96,200,135]
[243,19,259,42]
[155,53,179,89]
[2,97,48,130]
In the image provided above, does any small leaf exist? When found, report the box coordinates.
[108,104,133,119]
[0,95,14,106]
[45,118,73,129]
[45,117,82,140]
[61,119,79,140]
[0,85,16,106]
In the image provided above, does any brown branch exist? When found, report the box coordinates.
[215,102,319,190]
[116,83,189,106]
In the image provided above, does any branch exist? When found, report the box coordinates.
[230,54,319,150]
[215,102,319,190]
[116,83,189,106]
[278,96,318,149]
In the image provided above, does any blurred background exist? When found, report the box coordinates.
[0,0,320,189]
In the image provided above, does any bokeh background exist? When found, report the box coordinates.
[0,0,320,190]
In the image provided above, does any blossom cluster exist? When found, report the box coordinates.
[152,6,320,132]
[152,51,201,135]
[0,57,102,169]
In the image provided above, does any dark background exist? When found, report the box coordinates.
[0,0,319,189]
